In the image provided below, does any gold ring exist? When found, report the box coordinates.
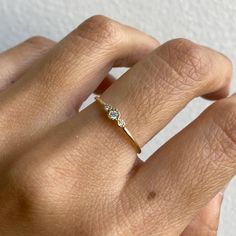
[95,96,141,154]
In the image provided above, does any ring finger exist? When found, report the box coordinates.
[72,38,232,177]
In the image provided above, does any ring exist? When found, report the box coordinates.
[95,96,141,154]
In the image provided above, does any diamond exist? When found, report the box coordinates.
[117,119,125,127]
[104,104,112,111]
[108,109,120,120]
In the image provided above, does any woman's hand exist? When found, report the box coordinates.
[0,15,234,236]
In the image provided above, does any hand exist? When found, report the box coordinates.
[0,15,234,236]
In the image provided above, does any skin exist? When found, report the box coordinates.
[0,15,234,235]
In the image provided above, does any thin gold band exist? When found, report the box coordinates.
[95,96,141,154]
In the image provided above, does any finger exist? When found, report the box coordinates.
[0,15,159,157]
[68,39,231,177]
[100,39,232,146]
[123,95,236,235]
[94,74,116,95]
[181,192,223,236]
[0,36,54,91]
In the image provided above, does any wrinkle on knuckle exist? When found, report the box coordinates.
[205,100,236,167]
[73,15,122,49]
[159,38,212,91]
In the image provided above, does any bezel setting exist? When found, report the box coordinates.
[95,95,141,154]
[108,109,120,120]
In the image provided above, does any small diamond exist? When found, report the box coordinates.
[108,109,120,120]
[117,119,125,127]
[104,104,112,111]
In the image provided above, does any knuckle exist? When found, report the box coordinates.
[2,162,72,228]
[1,172,33,222]
[210,99,236,133]
[206,98,236,164]
[161,38,212,87]
[74,15,122,46]
[24,36,54,49]
[7,160,71,215]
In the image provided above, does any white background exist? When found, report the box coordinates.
[1,0,236,235]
